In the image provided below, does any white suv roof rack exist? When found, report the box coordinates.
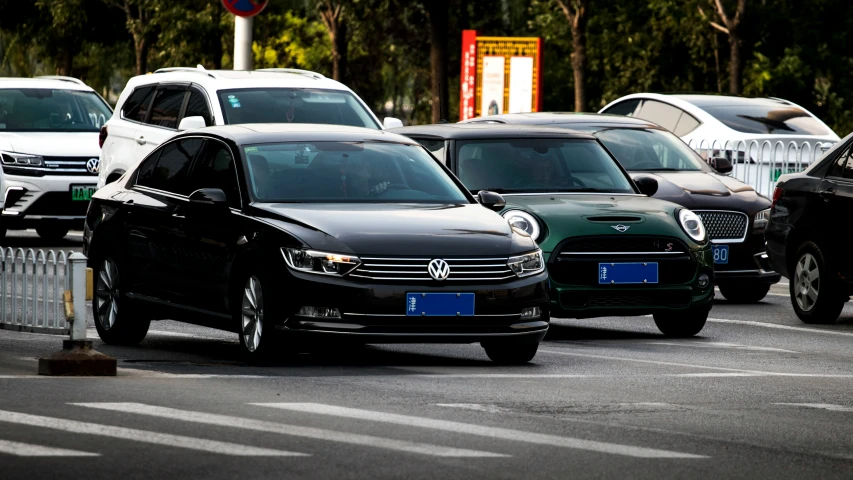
[153,65,217,79]
[35,75,88,86]
[256,68,326,80]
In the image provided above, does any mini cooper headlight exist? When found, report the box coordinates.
[507,249,545,277]
[502,210,541,239]
[753,208,771,230]
[282,248,361,276]
[677,208,706,243]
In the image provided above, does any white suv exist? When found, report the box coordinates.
[98,67,402,188]
[0,76,112,240]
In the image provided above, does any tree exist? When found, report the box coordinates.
[103,0,159,75]
[554,0,588,111]
[706,0,747,94]
[318,0,347,82]
[425,0,449,122]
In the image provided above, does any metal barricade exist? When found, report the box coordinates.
[0,248,73,335]
[687,139,836,198]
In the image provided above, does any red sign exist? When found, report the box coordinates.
[459,30,477,121]
[222,0,267,17]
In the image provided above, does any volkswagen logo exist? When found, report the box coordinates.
[86,158,100,175]
[427,258,450,281]
[611,224,630,233]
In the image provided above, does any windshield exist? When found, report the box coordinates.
[699,105,829,135]
[0,88,112,132]
[218,88,380,129]
[594,128,711,172]
[455,138,635,194]
[242,141,469,203]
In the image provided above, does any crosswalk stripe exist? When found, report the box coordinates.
[0,410,305,457]
[71,403,506,458]
[0,439,99,457]
[252,403,707,459]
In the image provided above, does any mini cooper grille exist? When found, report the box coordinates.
[349,257,515,282]
[557,236,688,254]
[695,211,748,242]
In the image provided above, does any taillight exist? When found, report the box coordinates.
[771,187,783,208]
[98,126,108,148]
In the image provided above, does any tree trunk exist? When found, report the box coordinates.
[728,33,741,94]
[335,21,347,83]
[570,21,586,112]
[427,0,449,123]
[59,44,73,76]
[135,36,148,76]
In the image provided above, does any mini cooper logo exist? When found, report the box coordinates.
[611,224,630,233]
[428,259,450,281]
[86,158,100,174]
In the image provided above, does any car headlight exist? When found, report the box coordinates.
[677,208,706,242]
[282,248,361,276]
[753,208,770,230]
[507,249,545,277]
[0,151,44,166]
[502,210,541,239]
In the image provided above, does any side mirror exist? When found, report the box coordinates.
[708,156,733,174]
[178,116,207,131]
[477,190,506,211]
[634,176,659,197]
[383,117,404,129]
[188,188,229,213]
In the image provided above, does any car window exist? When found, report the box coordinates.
[241,141,468,203]
[149,86,187,129]
[184,88,212,126]
[699,104,830,135]
[634,100,683,132]
[826,146,850,178]
[139,138,203,194]
[602,99,641,116]
[0,88,112,132]
[455,138,634,194]
[594,128,710,172]
[217,88,380,129]
[414,139,446,164]
[187,140,240,208]
[135,149,161,186]
[122,86,155,123]
[673,112,701,136]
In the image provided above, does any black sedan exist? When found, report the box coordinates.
[83,124,550,364]
[458,113,780,303]
[766,131,853,324]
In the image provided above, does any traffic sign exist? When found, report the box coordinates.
[222,0,267,17]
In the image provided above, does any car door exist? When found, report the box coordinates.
[135,84,189,158]
[815,142,853,276]
[124,137,203,304]
[103,85,156,178]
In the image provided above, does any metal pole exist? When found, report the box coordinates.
[68,252,87,341]
[233,16,253,70]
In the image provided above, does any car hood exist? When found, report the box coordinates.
[251,203,537,256]
[0,132,100,157]
[628,171,771,213]
[501,194,695,252]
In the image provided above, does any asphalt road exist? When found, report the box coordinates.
[1,230,852,479]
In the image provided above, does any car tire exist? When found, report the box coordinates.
[718,282,771,303]
[481,340,540,365]
[93,256,150,345]
[36,225,69,240]
[790,241,845,324]
[653,307,708,337]
[235,271,285,364]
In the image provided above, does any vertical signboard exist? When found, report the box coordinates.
[508,56,534,113]
[459,30,478,122]
[480,56,505,115]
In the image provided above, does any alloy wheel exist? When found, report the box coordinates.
[241,276,264,352]
[95,258,119,330]
[794,253,820,312]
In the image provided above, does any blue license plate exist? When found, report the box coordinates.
[598,262,659,284]
[712,244,729,264]
[406,293,475,316]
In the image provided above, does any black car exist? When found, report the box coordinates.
[766,131,853,324]
[83,124,550,364]
[457,113,780,303]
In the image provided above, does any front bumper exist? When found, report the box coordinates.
[713,233,781,285]
[273,269,551,343]
[2,175,96,228]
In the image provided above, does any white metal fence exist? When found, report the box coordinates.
[687,139,836,198]
[0,248,73,335]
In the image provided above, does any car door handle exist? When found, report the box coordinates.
[819,188,836,199]
[123,199,134,205]
[136,135,146,145]
[172,213,185,219]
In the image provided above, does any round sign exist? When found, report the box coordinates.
[222,0,267,17]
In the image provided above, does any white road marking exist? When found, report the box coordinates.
[774,403,853,412]
[85,328,230,341]
[252,403,707,459]
[645,341,798,353]
[71,403,505,458]
[436,404,509,414]
[707,318,853,338]
[0,410,305,457]
[0,439,99,457]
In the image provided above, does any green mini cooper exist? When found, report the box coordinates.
[393,124,714,336]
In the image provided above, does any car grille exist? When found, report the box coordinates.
[42,156,98,176]
[556,236,688,254]
[695,210,748,242]
[560,289,692,308]
[348,256,515,283]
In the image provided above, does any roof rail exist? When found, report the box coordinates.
[35,75,87,86]
[153,66,217,79]
[256,68,326,80]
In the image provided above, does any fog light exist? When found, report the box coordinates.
[521,306,541,318]
[297,306,341,318]
[697,273,710,289]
